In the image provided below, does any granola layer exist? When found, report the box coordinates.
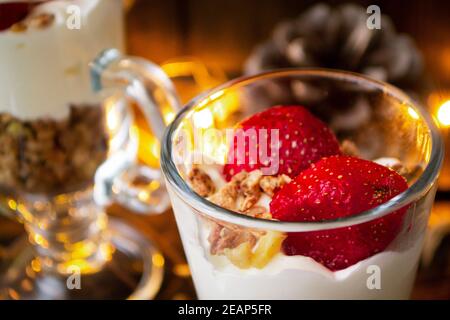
[0,105,108,194]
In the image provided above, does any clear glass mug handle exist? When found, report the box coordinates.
[90,48,181,214]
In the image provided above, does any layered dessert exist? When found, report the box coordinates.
[0,0,124,193]
[176,105,427,299]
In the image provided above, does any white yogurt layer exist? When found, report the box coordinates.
[191,232,423,299]
[0,0,124,120]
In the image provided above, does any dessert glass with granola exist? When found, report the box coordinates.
[160,70,443,299]
[0,0,180,299]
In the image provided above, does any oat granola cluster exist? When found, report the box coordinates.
[189,166,291,218]
[189,166,290,268]
[0,105,108,194]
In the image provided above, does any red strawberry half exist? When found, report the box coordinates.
[223,105,341,180]
[270,155,408,271]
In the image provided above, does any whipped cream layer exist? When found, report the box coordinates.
[0,0,124,120]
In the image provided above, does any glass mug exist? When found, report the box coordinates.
[0,0,180,299]
[156,70,442,299]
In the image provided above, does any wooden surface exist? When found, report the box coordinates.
[107,205,197,300]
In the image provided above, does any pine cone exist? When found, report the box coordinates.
[244,3,426,94]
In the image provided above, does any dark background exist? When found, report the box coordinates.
[126,0,450,88]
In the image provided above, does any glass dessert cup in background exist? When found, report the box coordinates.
[0,0,180,299]
[0,48,181,299]
[160,69,443,299]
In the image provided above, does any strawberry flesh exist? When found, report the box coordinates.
[223,105,341,180]
[270,155,408,271]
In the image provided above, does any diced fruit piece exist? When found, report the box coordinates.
[223,105,341,180]
[224,242,253,269]
[251,231,286,269]
[270,155,408,271]
[222,231,286,269]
